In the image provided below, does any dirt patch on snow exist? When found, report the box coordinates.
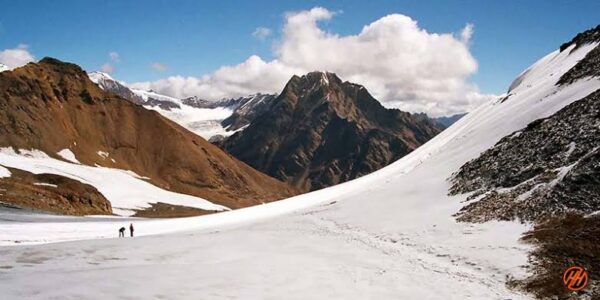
[133,202,218,218]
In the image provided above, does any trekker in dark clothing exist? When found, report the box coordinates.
[119,227,125,238]
[129,223,134,237]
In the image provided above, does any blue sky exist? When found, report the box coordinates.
[1,0,599,96]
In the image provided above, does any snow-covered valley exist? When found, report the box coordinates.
[2,41,599,298]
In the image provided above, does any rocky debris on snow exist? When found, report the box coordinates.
[558,44,600,86]
[560,25,600,52]
[450,88,600,222]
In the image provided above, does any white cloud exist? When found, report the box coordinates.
[252,27,272,40]
[132,7,493,116]
[0,44,35,69]
[460,23,474,44]
[109,51,120,62]
[150,62,168,72]
[101,63,114,73]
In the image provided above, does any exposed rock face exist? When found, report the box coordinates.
[0,167,112,215]
[449,88,600,222]
[182,96,243,109]
[89,72,181,110]
[0,58,297,213]
[221,93,277,131]
[558,44,600,86]
[220,72,443,191]
[559,25,600,52]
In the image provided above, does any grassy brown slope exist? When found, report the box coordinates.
[511,213,599,299]
[0,58,297,211]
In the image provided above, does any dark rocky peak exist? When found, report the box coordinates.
[277,71,394,129]
[560,24,600,52]
[219,72,443,191]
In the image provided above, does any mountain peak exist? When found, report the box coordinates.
[88,71,114,82]
[220,72,443,191]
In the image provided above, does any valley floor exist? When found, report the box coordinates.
[0,201,529,299]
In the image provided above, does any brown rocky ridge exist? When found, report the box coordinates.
[0,57,297,215]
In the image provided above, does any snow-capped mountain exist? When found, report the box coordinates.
[87,72,239,139]
[0,58,296,216]
[0,63,9,72]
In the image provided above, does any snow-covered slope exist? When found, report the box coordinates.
[2,41,599,298]
[0,148,229,216]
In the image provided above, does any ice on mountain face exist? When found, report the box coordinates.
[88,71,115,84]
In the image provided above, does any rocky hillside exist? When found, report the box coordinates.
[450,27,600,223]
[219,72,443,191]
[0,167,112,215]
[89,72,180,110]
[0,58,297,214]
[450,88,600,222]
[88,71,144,105]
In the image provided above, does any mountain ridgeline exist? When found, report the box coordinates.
[219,72,443,191]
[0,58,297,214]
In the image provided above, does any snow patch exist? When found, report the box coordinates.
[97,151,109,159]
[0,164,11,178]
[33,182,58,188]
[0,147,229,216]
[57,149,79,164]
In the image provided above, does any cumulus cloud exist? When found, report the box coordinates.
[0,44,35,69]
[252,27,272,40]
[150,62,168,72]
[132,7,493,116]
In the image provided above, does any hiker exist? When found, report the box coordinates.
[119,227,125,238]
[129,223,134,237]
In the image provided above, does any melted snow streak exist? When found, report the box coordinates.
[1,43,599,299]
